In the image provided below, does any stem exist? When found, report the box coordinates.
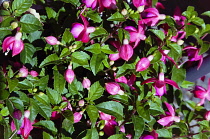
[201,33,208,40]
[9,130,17,139]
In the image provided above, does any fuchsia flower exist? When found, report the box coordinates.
[105,82,124,95]
[124,21,146,48]
[136,55,154,72]
[71,15,95,43]
[83,0,117,12]
[2,32,24,56]
[140,130,158,139]
[141,72,179,96]
[74,111,83,123]
[18,66,29,77]
[119,39,133,61]
[157,102,180,126]
[171,31,186,45]
[29,70,39,77]
[132,0,146,12]
[65,65,75,84]
[11,110,35,139]
[204,111,210,121]
[109,41,121,61]
[99,112,118,136]
[183,46,203,70]
[192,78,210,106]
[173,6,186,27]
[142,8,166,26]
[82,77,91,89]
[45,36,60,45]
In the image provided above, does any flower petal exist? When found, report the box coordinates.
[2,37,15,52]
[12,40,24,56]
[71,23,84,38]
[157,116,174,126]
[164,102,175,116]
[141,78,157,85]
[164,78,180,89]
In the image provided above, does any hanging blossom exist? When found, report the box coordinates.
[171,31,186,45]
[124,20,146,48]
[141,8,166,26]
[83,0,117,12]
[119,39,134,61]
[11,110,35,139]
[65,65,75,84]
[114,73,136,90]
[140,130,158,139]
[136,55,154,72]
[109,41,121,61]
[173,6,186,27]
[132,0,146,12]
[141,72,179,96]
[183,46,203,70]
[2,32,24,56]
[192,78,210,106]
[71,15,95,43]
[205,111,210,121]
[157,102,180,126]
[105,82,124,95]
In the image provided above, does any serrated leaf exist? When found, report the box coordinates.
[34,93,50,106]
[199,42,210,55]
[20,14,42,33]
[34,100,52,120]
[12,0,32,15]
[116,63,135,78]
[62,110,74,122]
[7,78,18,92]
[88,81,104,101]
[35,75,49,91]
[169,43,182,55]
[0,90,10,100]
[108,94,129,105]
[156,129,172,138]
[136,105,150,121]
[62,119,74,135]
[68,78,83,96]
[20,43,36,66]
[46,88,62,105]
[181,80,195,88]
[83,128,99,139]
[61,0,80,7]
[71,51,90,65]
[86,10,102,23]
[171,67,186,85]
[39,54,59,68]
[62,28,74,44]
[28,31,42,43]
[43,131,54,139]
[86,105,98,127]
[45,7,57,19]
[53,70,66,94]
[107,12,126,22]
[191,17,205,29]
[101,45,117,54]
[18,79,33,90]
[132,116,144,139]
[202,11,210,17]
[33,120,57,135]
[96,101,124,121]
[60,48,71,58]
[108,134,124,139]
[150,29,165,41]
[185,24,196,37]
[90,54,105,75]
[84,43,101,54]
[9,97,24,112]
[90,27,108,38]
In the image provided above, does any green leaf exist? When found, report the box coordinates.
[181,80,195,88]
[150,29,165,41]
[34,93,50,106]
[18,79,33,90]
[7,78,18,92]
[33,120,57,135]
[199,42,210,55]
[108,134,124,139]
[108,94,129,105]
[136,105,150,121]
[46,88,62,105]
[1,107,9,116]
[86,10,102,23]
[149,100,164,116]
[9,97,24,112]
[39,54,60,68]
[156,129,172,138]
[61,0,80,7]
[132,116,144,139]
[171,67,186,86]
[62,119,74,135]
[60,48,71,58]
[185,25,196,37]
[83,128,99,139]
[20,43,36,65]
[90,27,108,38]
[88,81,104,101]
[169,43,182,55]
[101,45,117,54]
[96,101,124,121]
[12,0,32,15]
[0,90,10,100]
[62,28,74,44]
[202,11,210,17]
[107,12,126,22]
[53,70,66,94]
[20,14,42,33]
[86,105,99,127]
[90,54,105,75]
[43,131,54,139]
[116,63,135,78]
[28,31,42,43]
[62,110,74,122]
[45,7,57,19]
[71,51,90,65]
[68,78,83,96]
[84,43,101,54]
[191,17,205,28]
[118,29,130,44]
[35,75,49,91]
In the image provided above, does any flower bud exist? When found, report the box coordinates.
[45,36,60,45]
[205,111,210,121]
[136,55,153,72]
[78,100,85,107]
[112,67,117,71]
[82,77,91,89]
[105,82,122,95]
[11,22,18,30]
[74,112,83,123]
[29,70,39,77]
[109,53,120,61]
[24,110,30,118]
[109,60,115,66]
[19,66,28,77]
[3,1,9,9]
[65,65,75,84]
[119,44,133,61]
[121,9,128,15]
[13,109,22,120]
[99,131,104,136]
[177,39,184,45]
[137,5,145,13]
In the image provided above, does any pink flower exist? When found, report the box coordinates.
[160,50,170,63]
[204,111,210,121]
[132,0,146,12]
[2,32,24,56]
[71,15,95,43]
[45,36,60,45]
[171,31,186,45]
[140,130,158,139]
[124,21,146,47]
[142,8,166,26]
[74,112,83,123]
[141,72,179,96]
[11,110,35,139]
[136,55,153,72]
[105,82,124,95]
[183,46,203,70]
[192,78,210,106]
[19,66,29,77]
[29,70,39,77]
[119,39,133,61]
[157,102,180,126]
[173,6,186,27]
[114,73,128,84]
[82,77,91,89]
[65,65,75,84]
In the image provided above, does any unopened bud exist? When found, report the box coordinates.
[99,131,104,136]
[78,100,85,107]
[109,60,114,65]
[205,111,210,121]
[73,44,77,49]
[130,10,134,14]
[159,14,166,20]
[45,36,60,45]
[121,9,128,16]
[3,1,9,9]
[137,5,145,13]
[177,39,184,45]
[71,49,76,52]
[99,124,105,130]
[33,88,38,92]
[11,22,18,29]
[112,67,117,71]
[82,78,91,89]
[69,46,73,50]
